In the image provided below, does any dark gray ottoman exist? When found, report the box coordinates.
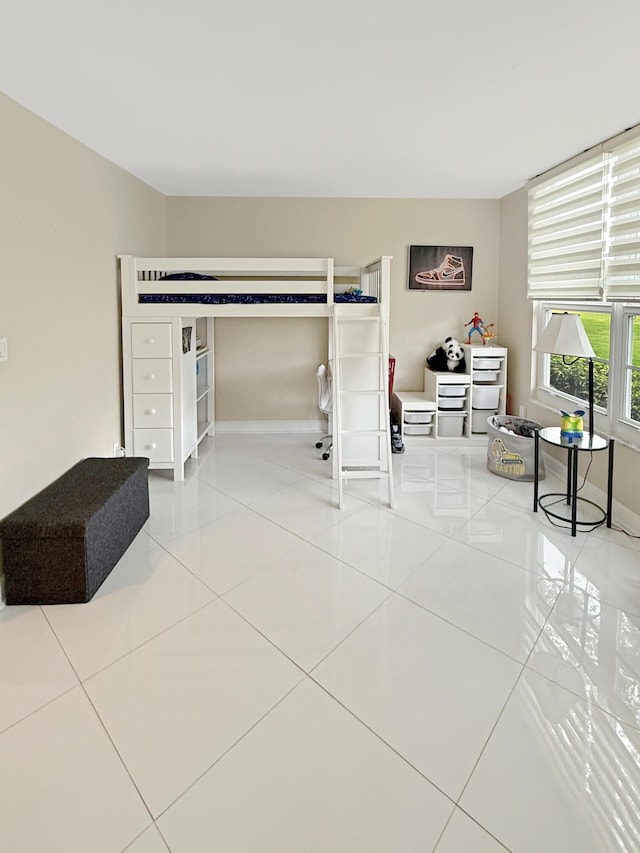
[0,457,149,605]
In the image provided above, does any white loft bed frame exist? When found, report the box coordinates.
[120,256,391,319]
[119,255,392,480]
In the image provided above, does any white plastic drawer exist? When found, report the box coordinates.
[473,357,503,370]
[133,429,174,462]
[404,423,433,435]
[133,394,173,428]
[472,384,503,409]
[471,409,497,433]
[132,359,173,393]
[131,323,172,358]
[437,385,466,397]
[438,397,466,409]
[438,413,466,436]
[404,411,434,424]
[472,370,499,382]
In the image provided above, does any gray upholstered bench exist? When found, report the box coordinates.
[0,457,149,605]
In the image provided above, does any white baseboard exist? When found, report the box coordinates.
[215,419,325,434]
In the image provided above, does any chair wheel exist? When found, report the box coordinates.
[322,452,330,460]
[315,441,323,449]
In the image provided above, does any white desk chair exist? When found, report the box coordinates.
[315,363,332,460]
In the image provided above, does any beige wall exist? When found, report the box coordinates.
[2,94,634,521]
[167,197,501,421]
[498,186,638,519]
[0,93,166,517]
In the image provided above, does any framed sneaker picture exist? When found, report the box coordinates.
[408,245,473,291]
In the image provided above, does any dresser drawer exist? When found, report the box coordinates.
[131,323,172,358]
[133,429,174,462]
[132,359,173,394]
[133,394,173,428]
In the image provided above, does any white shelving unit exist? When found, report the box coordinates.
[195,317,215,446]
[122,315,215,480]
[391,344,508,444]
[464,344,508,434]
[423,370,471,439]
[391,392,437,442]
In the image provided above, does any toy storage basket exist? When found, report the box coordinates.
[486,416,545,481]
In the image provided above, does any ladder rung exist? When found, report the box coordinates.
[338,352,384,358]
[341,429,387,437]
[340,469,391,480]
[336,316,381,322]
[339,389,384,396]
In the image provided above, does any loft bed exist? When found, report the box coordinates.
[119,256,391,319]
[119,255,392,481]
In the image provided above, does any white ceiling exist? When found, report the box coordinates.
[2,0,640,199]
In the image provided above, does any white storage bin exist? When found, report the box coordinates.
[438,397,466,409]
[471,409,497,432]
[437,385,466,397]
[404,423,433,435]
[472,384,503,409]
[472,370,499,382]
[438,413,465,436]
[404,411,434,424]
[473,357,503,370]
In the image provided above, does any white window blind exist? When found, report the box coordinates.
[604,137,640,301]
[528,155,605,300]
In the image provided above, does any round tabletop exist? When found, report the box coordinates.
[538,426,608,452]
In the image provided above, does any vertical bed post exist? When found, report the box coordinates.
[119,255,138,317]
[379,256,392,323]
[326,257,335,306]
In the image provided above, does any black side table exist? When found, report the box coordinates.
[533,427,614,537]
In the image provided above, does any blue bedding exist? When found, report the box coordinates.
[139,293,377,304]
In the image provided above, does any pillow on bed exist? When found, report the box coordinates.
[159,272,219,280]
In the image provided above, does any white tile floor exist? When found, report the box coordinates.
[1,433,640,852]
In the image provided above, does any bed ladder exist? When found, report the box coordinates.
[332,305,395,509]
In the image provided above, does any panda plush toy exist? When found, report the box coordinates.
[426,336,467,373]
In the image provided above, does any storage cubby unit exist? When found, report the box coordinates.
[123,315,215,480]
[423,370,471,439]
[389,346,507,446]
[195,317,215,447]
[390,392,436,441]
[463,344,508,434]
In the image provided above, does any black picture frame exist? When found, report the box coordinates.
[408,245,473,291]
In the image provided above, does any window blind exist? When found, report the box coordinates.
[528,155,605,300]
[604,137,640,301]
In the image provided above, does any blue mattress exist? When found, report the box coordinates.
[139,293,377,304]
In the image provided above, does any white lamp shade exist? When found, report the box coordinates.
[534,312,596,358]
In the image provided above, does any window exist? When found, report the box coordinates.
[528,156,605,301]
[529,126,640,446]
[537,302,640,444]
[624,310,640,423]
[528,134,640,304]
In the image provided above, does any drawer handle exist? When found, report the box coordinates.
[145,373,155,380]
[146,338,155,344]
[145,443,157,450]
[145,408,156,415]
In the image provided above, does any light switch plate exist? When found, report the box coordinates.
[0,338,7,363]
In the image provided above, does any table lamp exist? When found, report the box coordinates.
[534,312,597,437]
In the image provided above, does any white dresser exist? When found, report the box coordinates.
[122,317,214,479]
